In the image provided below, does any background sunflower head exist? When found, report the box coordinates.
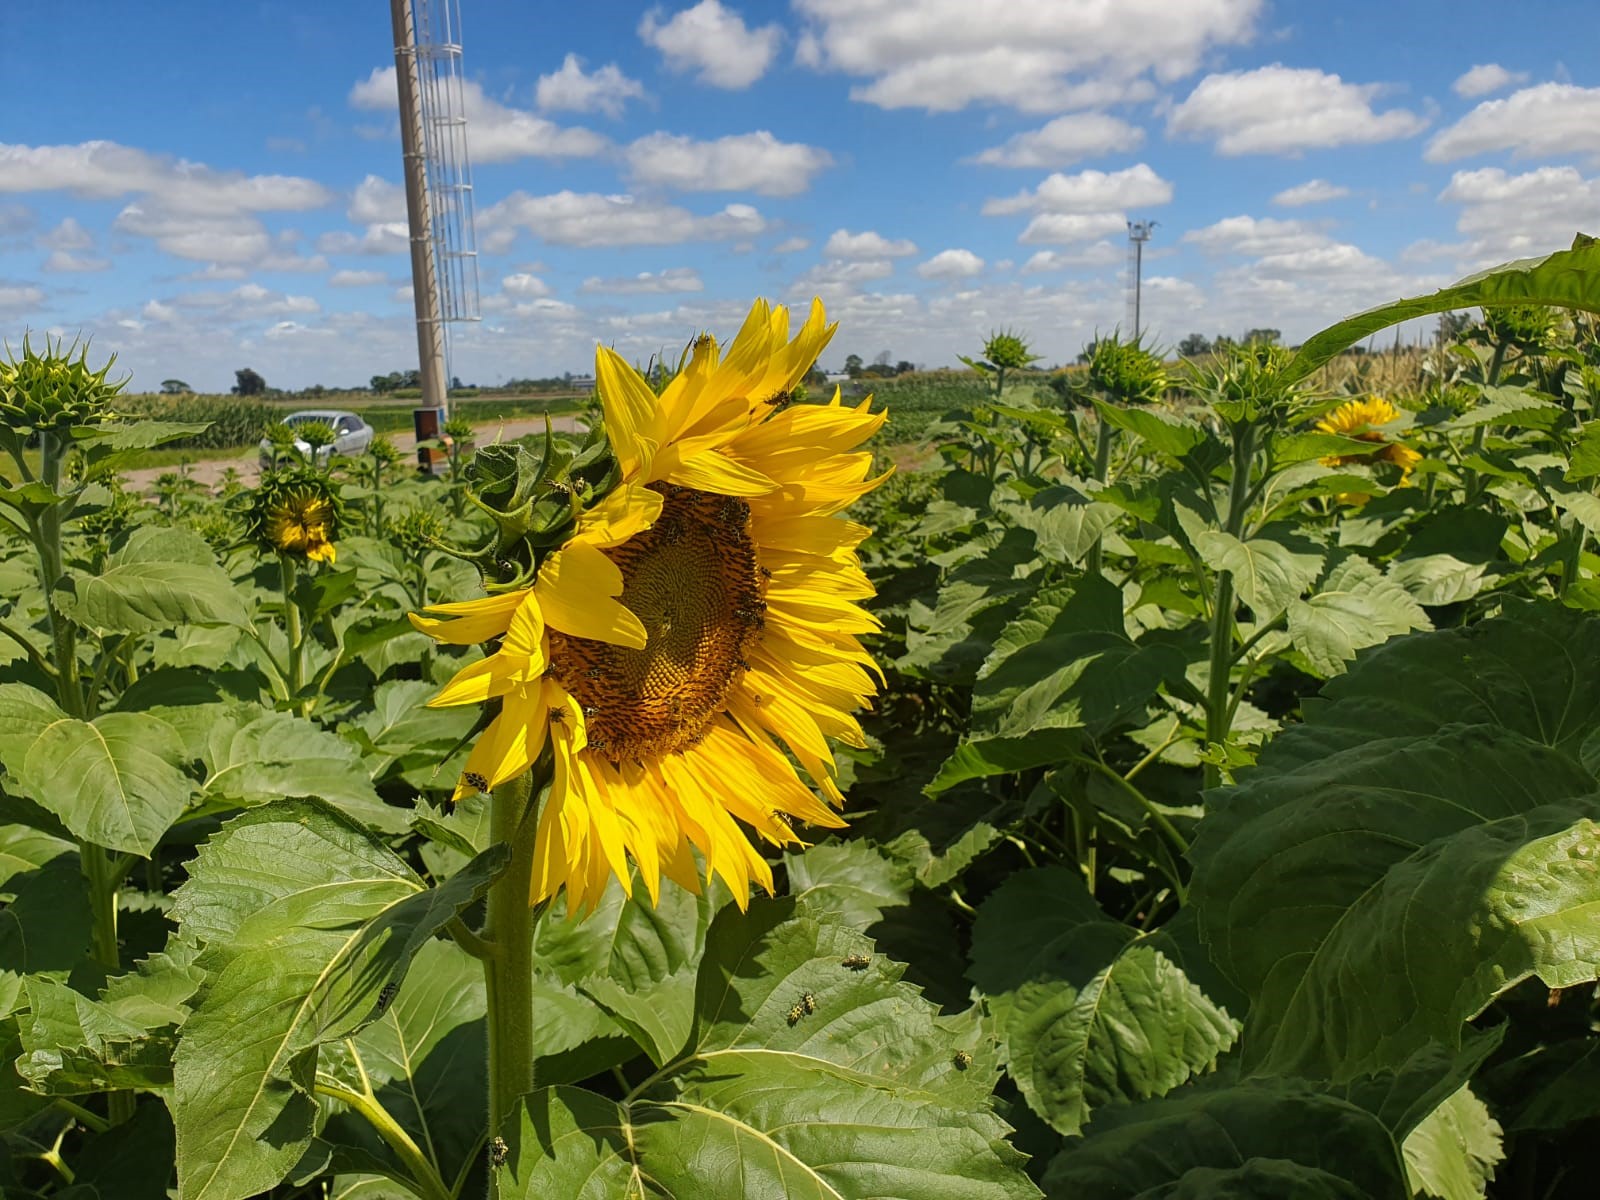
[242,467,344,564]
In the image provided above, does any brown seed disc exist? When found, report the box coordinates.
[547,484,765,763]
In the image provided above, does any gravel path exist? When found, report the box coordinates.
[122,412,588,493]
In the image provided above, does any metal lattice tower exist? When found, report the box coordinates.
[390,0,480,414]
[1126,220,1156,340]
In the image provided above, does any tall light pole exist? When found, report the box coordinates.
[1126,220,1156,340]
[390,0,449,415]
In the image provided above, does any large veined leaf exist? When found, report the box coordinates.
[928,577,1187,792]
[499,899,1040,1199]
[1400,1084,1503,1200]
[186,704,410,834]
[1281,233,1600,384]
[1002,483,1121,565]
[313,938,487,1197]
[1286,556,1430,678]
[19,710,193,856]
[169,800,508,1200]
[536,872,723,1068]
[968,867,1237,1135]
[1190,601,1600,1081]
[58,558,249,636]
[900,526,1041,684]
[1043,1077,1411,1199]
[15,976,177,1094]
[1194,526,1324,620]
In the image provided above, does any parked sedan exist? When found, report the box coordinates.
[259,410,375,469]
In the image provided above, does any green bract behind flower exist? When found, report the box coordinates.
[981,329,1040,372]
[1482,303,1559,351]
[368,432,403,466]
[391,502,448,558]
[0,333,124,434]
[1085,332,1168,405]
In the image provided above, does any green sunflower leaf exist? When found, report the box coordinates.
[968,867,1238,1135]
[1190,600,1600,1081]
[169,799,508,1200]
[19,710,193,857]
[498,899,1040,1199]
[1042,1077,1410,1199]
[1281,232,1600,384]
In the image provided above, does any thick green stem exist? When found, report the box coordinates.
[316,1080,450,1200]
[482,763,550,1164]
[36,431,82,717]
[1203,425,1257,790]
[1462,341,1507,505]
[1560,517,1586,598]
[81,842,136,1124]
[1085,415,1116,576]
[279,554,307,716]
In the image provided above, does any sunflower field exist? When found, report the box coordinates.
[4,237,1600,1199]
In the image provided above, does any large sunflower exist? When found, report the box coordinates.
[411,299,887,912]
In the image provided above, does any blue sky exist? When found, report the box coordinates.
[2,0,1597,392]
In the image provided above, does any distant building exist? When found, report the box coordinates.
[824,373,851,385]
[569,375,596,391]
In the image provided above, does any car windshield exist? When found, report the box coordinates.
[285,414,339,428]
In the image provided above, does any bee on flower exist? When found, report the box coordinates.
[410,297,889,915]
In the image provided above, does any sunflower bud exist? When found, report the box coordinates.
[0,334,124,435]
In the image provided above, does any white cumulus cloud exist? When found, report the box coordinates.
[625,131,832,196]
[917,249,984,279]
[638,1,782,89]
[501,273,553,297]
[823,228,918,259]
[579,268,705,294]
[535,54,646,118]
[970,113,1145,168]
[1272,179,1351,207]
[1426,83,1600,162]
[983,164,1173,216]
[1452,63,1527,99]
[481,191,766,248]
[792,0,1261,113]
[329,269,388,287]
[1167,65,1428,155]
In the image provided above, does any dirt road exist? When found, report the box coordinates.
[122,412,588,493]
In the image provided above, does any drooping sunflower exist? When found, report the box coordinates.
[412,298,887,912]
[1315,396,1421,502]
[263,488,339,563]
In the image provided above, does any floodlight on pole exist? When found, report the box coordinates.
[1126,219,1156,340]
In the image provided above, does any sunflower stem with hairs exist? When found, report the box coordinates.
[1,338,136,1125]
[481,764,548,1150]
[278,553,308,716]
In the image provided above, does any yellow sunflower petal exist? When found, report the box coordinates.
[409,589,529,645]
[595,346,662,479]
[535,542,648,649]
[654,448,777,496]
[572,483,663,550]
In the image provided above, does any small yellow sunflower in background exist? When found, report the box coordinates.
[1315,396,1421,502]
[412,298,888,912]
[264,488,339,563]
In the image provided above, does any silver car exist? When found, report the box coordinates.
[259,410,375,469]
